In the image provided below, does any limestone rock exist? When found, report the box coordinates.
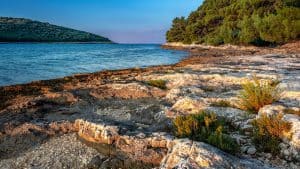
[160,139,273,169]
[283,114,300,149]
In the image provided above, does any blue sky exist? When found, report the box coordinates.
[0,0,203,43]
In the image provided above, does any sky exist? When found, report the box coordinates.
[0,0,203,44]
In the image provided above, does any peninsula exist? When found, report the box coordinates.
[0,17,112,42]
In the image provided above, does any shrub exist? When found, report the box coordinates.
[238,76,283,112]
[173,111,239,154]
[252,113,291,154]
[146,80,167,90]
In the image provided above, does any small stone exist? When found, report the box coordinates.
[241,124,253,132]
[241,146,249,153]
[279,143,288,149]
[247,147,256,155]
[265,153,272,159]
[136,132,146,138]
[283,149,290,156]
[244,132,251,136]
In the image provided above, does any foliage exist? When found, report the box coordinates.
[173,111,239,154]
[238,76,283,112]
[166,0,300,46]
[146,79,167,90]
[0,17,111,42]
[252,113,291,154]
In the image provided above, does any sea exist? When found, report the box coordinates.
[0,43,187,86]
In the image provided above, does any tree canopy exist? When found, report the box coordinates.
[166,0,300,46]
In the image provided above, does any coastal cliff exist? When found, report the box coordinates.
[0,41,299,168]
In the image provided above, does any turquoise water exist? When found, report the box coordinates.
[0,43,186,86]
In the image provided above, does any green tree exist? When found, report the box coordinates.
[166,0,300,46]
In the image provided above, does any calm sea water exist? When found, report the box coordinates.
[0,43,186,86]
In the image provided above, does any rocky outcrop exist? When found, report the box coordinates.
[161,139,273,169]
[75,120,278,169]
[75,119,170,165]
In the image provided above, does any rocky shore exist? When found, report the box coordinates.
[0,42,299,169]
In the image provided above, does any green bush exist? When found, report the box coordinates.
[173,111,239,154]
[252,113,291,154]
[238,76,283,112]
[146,79,167,90]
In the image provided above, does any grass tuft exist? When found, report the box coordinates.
[210,100,234,108]
[252,113,291,154]
[173,111,239,154]
[146,79,167,90]
[238,76,283,113]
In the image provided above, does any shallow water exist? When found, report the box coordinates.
[0,43,186,86]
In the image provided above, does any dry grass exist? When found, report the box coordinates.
[238,76,283,112]
[210,100,235,108]
[146,79,167,90]
[252,113,291,154]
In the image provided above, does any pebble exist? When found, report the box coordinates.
[283,149,290,156]
[265,153,272,159]
[279,143,288,149]
[247,147,257,155]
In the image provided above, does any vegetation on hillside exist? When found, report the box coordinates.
[167,0,300,46]
[0,17,111,42]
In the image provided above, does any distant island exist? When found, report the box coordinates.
[166,0,299,46]
[0,17,112,43]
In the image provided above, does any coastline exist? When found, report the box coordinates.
[0,41,299,168]
[0,41,116,44]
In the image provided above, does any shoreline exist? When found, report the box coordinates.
[0,41,116,44]
[2,41,298,87]
[1,41,299,108]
